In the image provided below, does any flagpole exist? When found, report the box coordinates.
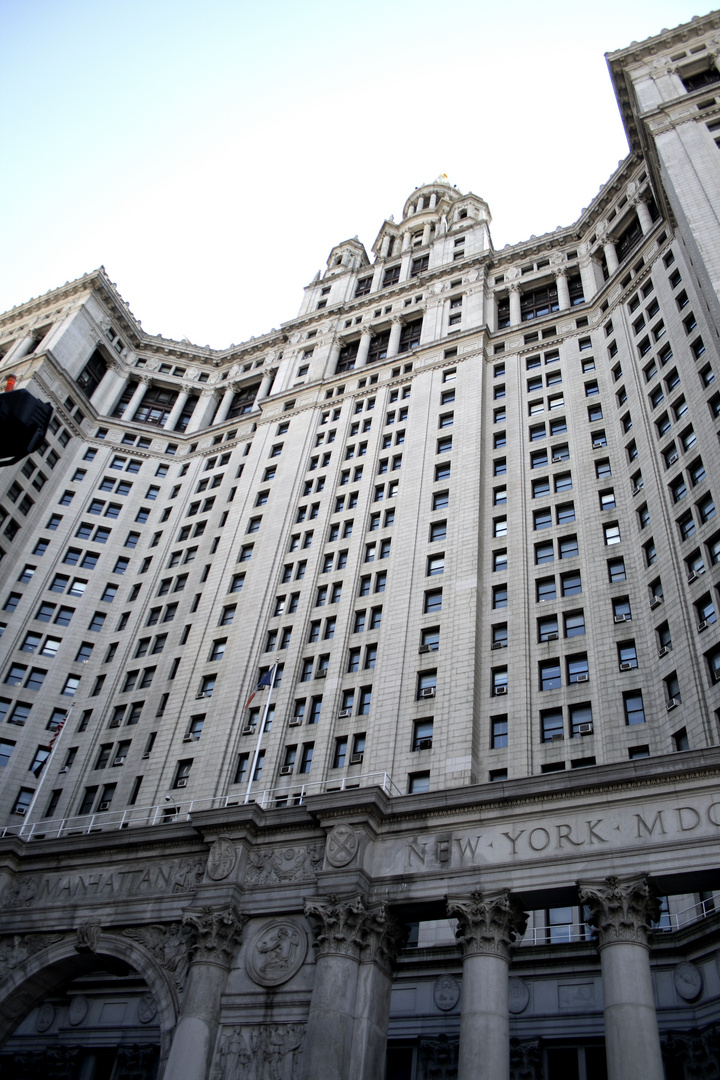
[23,703,74,832]
[244,664,277,806]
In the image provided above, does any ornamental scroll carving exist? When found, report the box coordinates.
[183,904,247,965]
[510,1039,541,1080]
[212,1024,305,1080]
[303,894,406,971]
[578,874,660,948]
[446,889,527,960]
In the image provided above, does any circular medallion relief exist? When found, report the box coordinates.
[246,920,308,987]
[508,978,530,1014]
[674,961,703,1001]
[325,823,359,868]
[137,993,158,1024]
[68,995,89,1026]
[434,975,460,1011]
[36,1003,55,1033]
[207,836,236,881]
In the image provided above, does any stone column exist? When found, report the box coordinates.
[356,329,375,368]
[349,905,407,1080]
[422,223,432,245]
[509,284,522,327]
[578,874,663,1080]
[380,235,392,258]
[387,317,404,359]
[401,231,412,252]
[300,894,368,1080]
[555,269,571,311]
[254,368,275,406]
[416,196,425,212]
[327,339,342,373]
[163,905,246,1080]
[579,251,599,304]
[447,889,528,1080]
[164,386,192,431]
[429,192,438,210]
[603,239,619,277]
[213,385,237,427]
[90,361,128,415]
[635,198,654,236]
[122,376,151,422]
[185,389,217,434]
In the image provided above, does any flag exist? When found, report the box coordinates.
[48,719,65,748]
[245,665,277,709]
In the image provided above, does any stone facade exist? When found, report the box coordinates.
[1,11,720,1079]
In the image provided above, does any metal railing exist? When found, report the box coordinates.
[519,894,720,946]
[0,771,402,842]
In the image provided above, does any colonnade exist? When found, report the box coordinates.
[160,874,664,1080]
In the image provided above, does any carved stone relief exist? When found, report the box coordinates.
[579,874,660,947]
[446,890,528,960]
[123,923,193,992]
[304,894,407,972]
[418,1035,459,1080]
[508,977,530,1014]
[244,844,323,886]
[433,974,460,1011]
[207,837,237,881]
[67,994,89,1026]
[137,992,158,1024]
[0,932,64,979]
[674,961,703,1001]
[510,1039,541,1080]
[75,921,101,953]
[212,1024,305,1080]
[183,905,246,965]
[245,920,307,987]
[325,823,359,867]
[662,1023,720,1079]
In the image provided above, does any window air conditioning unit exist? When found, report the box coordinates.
[113,756,125,766]
[619,662,634,671]
[420,686,436,698]
[552,455,564,463]
[495,685,508,696]
[668,453,679,464]
[316,670,327,678]
[632,485,643,495]
[491,641,505,650]
[417,738,433,750]
[196,691,206,699]
[418,644,430,654]
[279,765,293,775]
[650,597,663,609]
[546,632,559,641]
[577,723,594,735]
[241,725,255,735]
[142,751,151,759]
[350,752,364,764]
[576,673,589,683]
[666,698,679,712]
[698,621,709,633]
[288,717,302,727]
[338,708,352,719]
[614,614,627,623]
[658,646,670,658]
[687,572,698,584]
[176,778,188,787]
[14,806,26,815]
[98,801,111,811]
[714,671,720,683]
[183,734,194,742]
[59,766,69,774]
[551,733,564,743]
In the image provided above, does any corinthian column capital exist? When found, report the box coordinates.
[446,889,527,960]
[578,874,660,948]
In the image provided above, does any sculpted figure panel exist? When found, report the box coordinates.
[212,1024,304,1080]
[246,920,307,987]
[244,845,323,886]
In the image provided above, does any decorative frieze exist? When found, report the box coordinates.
[212,1024,305,1080]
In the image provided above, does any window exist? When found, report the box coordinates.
[607,557,626,583]
[603,523,621,546]
[491,715,508,749]
[613,596,632,622]
[567,654,588,684]
[413,718,434,751]
[624,691,645,726]
[558,535,578,559]
[492,584,507,608]
[538,615,558,642]
[534,509,553,531]
[541,709,563,742]
[424,589,442,613]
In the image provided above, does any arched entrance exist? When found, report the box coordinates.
[0,934,179,1079]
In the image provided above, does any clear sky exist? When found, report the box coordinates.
[0,1,709,348]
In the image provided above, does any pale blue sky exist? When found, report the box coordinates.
[0,1,708,346]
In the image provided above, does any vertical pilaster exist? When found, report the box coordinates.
[164,905,246,1080]
[254,368,275,405]
[555,269,571,311]
[635,197,654,236]
[213,386,237,427]
[509,284,521,327]
[579,874,663,1080]
[387,317,404,359]
[185,389,218,434]
[356,329,374,368]
[327,339,342,374]
[164,386,191,432]
[603,239,619,277]
[90,361,128,415]
[447,890,527,1080]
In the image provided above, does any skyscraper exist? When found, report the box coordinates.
[0,11,720,1080]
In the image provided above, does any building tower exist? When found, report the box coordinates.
[0,11,720,1080]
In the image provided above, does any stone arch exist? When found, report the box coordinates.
[0,931,179,1067]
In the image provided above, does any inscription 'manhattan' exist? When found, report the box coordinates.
[405,799,720,869]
